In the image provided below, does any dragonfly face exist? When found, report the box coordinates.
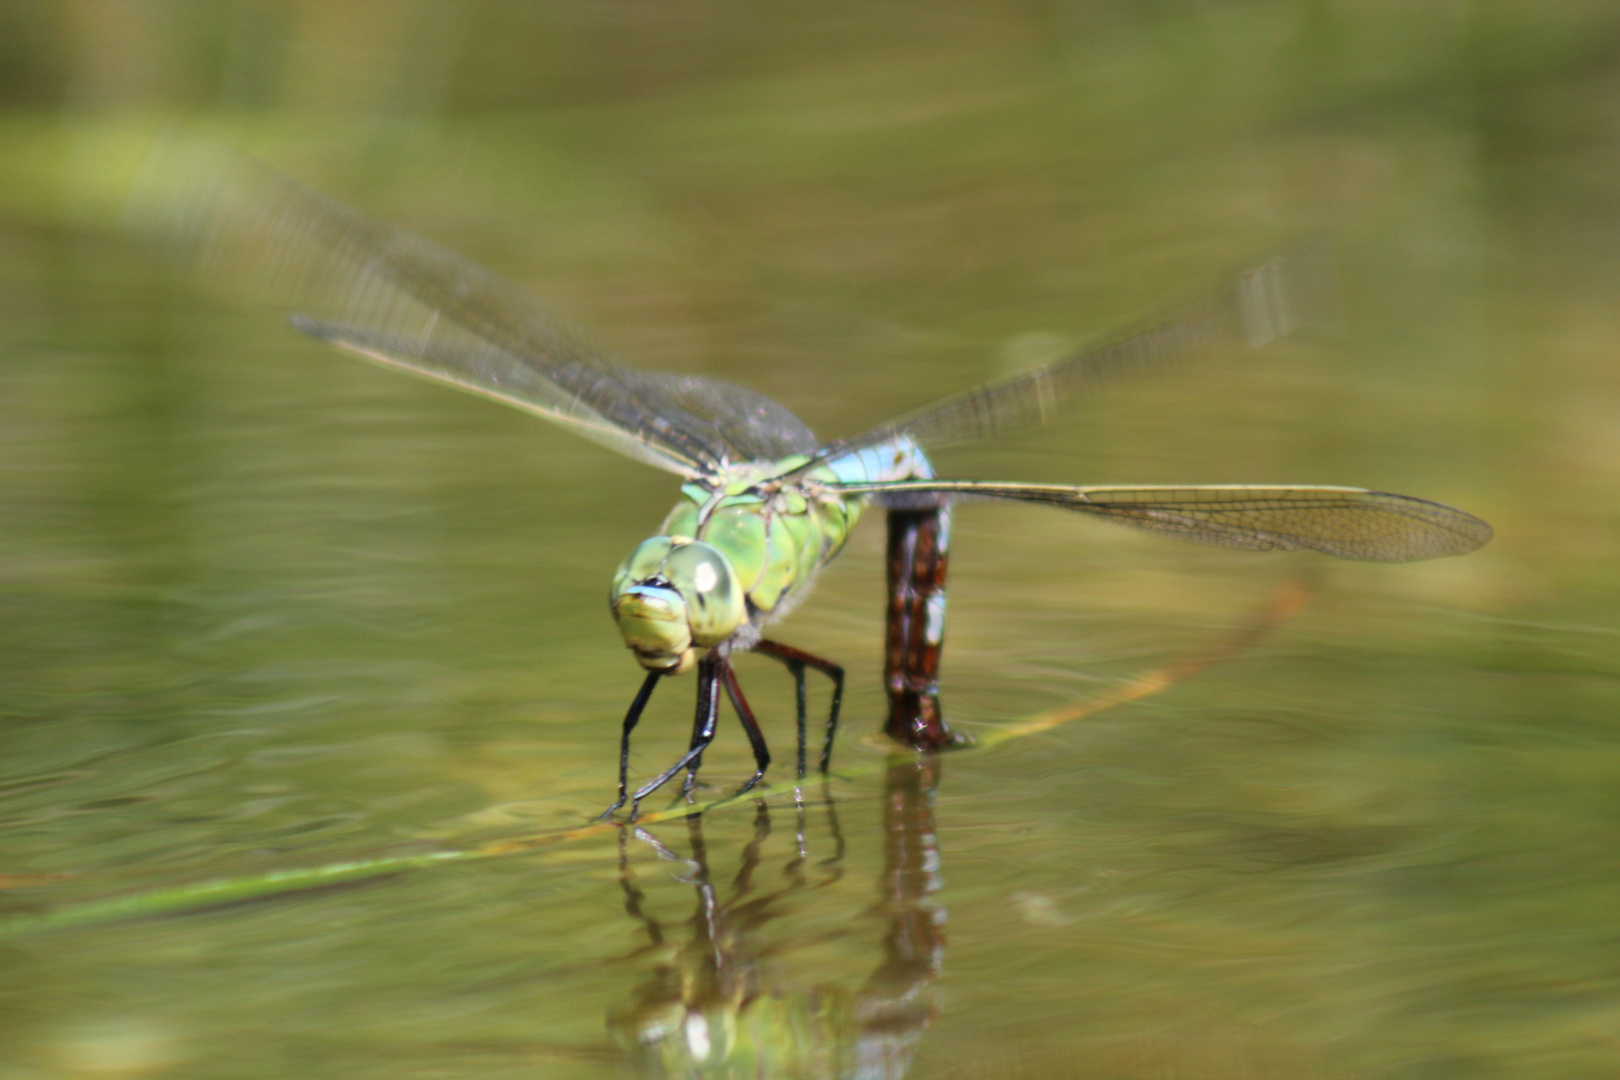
[611,537,746,675]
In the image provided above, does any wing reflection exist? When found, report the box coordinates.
[610,759,946,1078]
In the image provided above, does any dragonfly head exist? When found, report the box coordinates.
[610,537,745,675]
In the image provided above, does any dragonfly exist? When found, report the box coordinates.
[135,143,1493,820]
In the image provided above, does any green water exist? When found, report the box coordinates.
[3,3,1620,1077]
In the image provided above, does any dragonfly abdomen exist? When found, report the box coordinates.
[819,438,961,747]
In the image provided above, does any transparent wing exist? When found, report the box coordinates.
[126,138,818,476]
[806,247,1334,466]
[819,480,1492,562]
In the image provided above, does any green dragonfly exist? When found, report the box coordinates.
[138,145,1493,820]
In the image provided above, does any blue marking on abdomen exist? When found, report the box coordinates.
[826,437,934,485]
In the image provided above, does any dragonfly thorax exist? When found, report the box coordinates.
[611,537,745,675]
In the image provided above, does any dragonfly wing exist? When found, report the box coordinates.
[807,247,1333,465]
[129,139,816,474]
[631,371,819,462]
[292,318,711,475]
[821,480,1492,562]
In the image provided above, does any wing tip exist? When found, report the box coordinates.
[1423,507,1494,560]
[1459,517,1494,553]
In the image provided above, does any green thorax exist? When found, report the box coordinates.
[658,458,864,618]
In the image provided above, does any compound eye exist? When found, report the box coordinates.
[612,537,677,590]
[665,543,730,595]
[662,541,744,647]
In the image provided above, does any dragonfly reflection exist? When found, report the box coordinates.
[611,761,944,1078]
[136,144,1493,818]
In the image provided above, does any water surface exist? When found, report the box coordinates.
[2,4,1619,1078]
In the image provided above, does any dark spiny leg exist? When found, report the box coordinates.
[683,654,722,800]
[681,661,718,799]
[721,660,771,796]
[599,671,663,820]
[756,639,846,774]
[884,507,962,749]
[754,640,806,775]
[790,660,808,778]
[629,655,721,820]
[819,663,845,773]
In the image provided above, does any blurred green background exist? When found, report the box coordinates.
[3,2,1620,1078]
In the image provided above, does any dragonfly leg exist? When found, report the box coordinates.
[720,660,771,796]
[756,639,845,775]
[817,664,844,774]
[599,671,663,821]
[629,655,722,820]
[791,660,809,778]
[884,506,964,749]
[680,672,714,800]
